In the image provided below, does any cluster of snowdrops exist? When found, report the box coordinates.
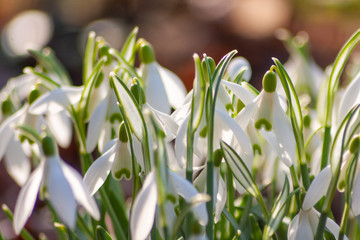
[1,27,360,240]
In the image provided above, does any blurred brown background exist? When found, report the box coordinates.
[1,0,360,239]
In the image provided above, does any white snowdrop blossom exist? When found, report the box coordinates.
[130,169,208,240]
[13,136,100,235]
[138,42,187,114]
[288,166,347,240]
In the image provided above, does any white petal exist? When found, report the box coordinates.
[45,156,77,229]
[287,213,299,240]
[86,97,108,153]
[142,63,171,114]
[227,57,252,82]
[98,121,112,153]
[46,110,73,148]
[338,71,360,121]
[303,165,331,211]
[13,162,44,234]
[351,173,360,216]
[221,80,255,105]
[131,170,158,240]
[0,106,26,159]
[29,86,83,115]
[4,136,30,186]
[215,108,253,167]
[111,142,132,180]
[324,214,347,240]
[61,162,100,220]
[158,63,187,110]
[169,170,208,225]
[215,175,226,223]
[174,115,190,169]
[83,140,119,195]
[294,211,313,240]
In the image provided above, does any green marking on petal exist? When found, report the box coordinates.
[42,136,56,157]
[226,103,234,112]
[255,118,272,131]
[109,113,123,124]
[214,149,224,167]
[166,194,177,204]
[349,136,360,154]
[114,168,131,180]
[139,42,155,64]
[199,125,207,138]
[119,122,128,143]
[303,114,311,128]
[99,45,112,65]
[1,99,15,115]
[94,71,104,88]
[28,89,41,105]
[253,144,262,155]
[236,99,245,115]
[202,57,216,82]
[262,71,277,93]
[130,82,146,105]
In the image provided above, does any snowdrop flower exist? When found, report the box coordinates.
[130,169,208,240]
[13,136,100,235]
[83,123,134,196]
[0,105,31,186]
[227,56,252,82]
[236,70,296,167]
[138,42,187,114]
[29,86,84,148]
[288,165,346,239]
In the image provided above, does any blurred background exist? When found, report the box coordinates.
[1,0,360,238]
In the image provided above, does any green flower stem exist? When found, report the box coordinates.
[339,203,350,240]
[320,126,332,169]
[98,187,127,240]
[227,167,235,220]
[289,165,301,209]
[186,117,194,182]
[2,204,35,240]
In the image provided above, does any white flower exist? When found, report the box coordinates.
[139,42,187,114]
[227,56,252,82]
[83,137,134,196]
[130,169,208,240]
[13,136,99,235]
[235,71,296,167]
[288,165,347,240]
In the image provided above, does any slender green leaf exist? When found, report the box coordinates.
[120,26,139,63]
[191,54,206,131]
[83,31,96,83]
[222,209,243,238]
[220,141,259,198]
[2,204,35,240]
[263,177,290,240]
[96,226,113,240]
[110,73,144,141]
[29,48,71,85]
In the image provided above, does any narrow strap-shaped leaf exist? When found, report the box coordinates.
[29,48,72,85]
[222,209,244,239]
[120,26,139,63]
[96,225,113,240]
[191,54,206,131]
[78,57,106,120]
[109,48,140,80]
[263,177,291,240]
[83,31,96,84]
[220,140,259,197]
[324,28,360,126]
[110,73,145,141]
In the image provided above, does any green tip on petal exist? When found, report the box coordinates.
[255,118,272,131]
[139,42,155,64]
[262,71,277,93]
[199,126,207,138]
[99,45,112,65]
[253,144,262,155]
[236,99,245,114]
[28,89,41,105]
[42,136,56,157]
[214,149,224,167]
[226,103,234,112]
[1,99,14,115]
[303,114,311,128]
[119,122,128,143]
[110,113,123,124]
[114,169,131,180]
[201,57,216,82]
[95,71,104,88]
[130,82,146,105]
[349,136,360,154]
